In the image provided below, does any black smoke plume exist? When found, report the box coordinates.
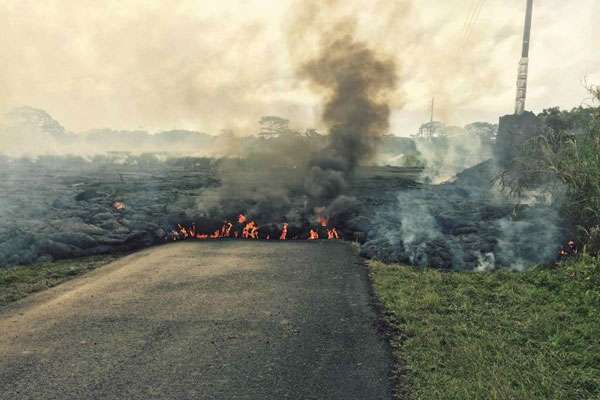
[300,25,398,207]
[197,21,399,227]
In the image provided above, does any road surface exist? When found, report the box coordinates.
[0,241,393,399]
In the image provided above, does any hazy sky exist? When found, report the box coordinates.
[1,0,599,136]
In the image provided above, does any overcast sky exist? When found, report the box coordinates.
[1,0,598,136]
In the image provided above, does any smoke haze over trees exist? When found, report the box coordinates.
[1,0,597,135]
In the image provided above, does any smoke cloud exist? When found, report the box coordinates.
[0,0,585,271]
[362,161,565,270]
[299,20,398,204]
[194,1,400,225]
[300,26,397,168]
[0,0,308,135]
[2,0,595,139]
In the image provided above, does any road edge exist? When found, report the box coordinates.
[363,258,411,400]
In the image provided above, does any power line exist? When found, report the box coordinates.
[463,0,487,42]
[461,0,480,38]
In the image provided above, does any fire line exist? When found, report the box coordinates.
[169,214,341,242]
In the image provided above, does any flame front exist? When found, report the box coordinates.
[280,223,288,240]
[242,221,259,239]
[327,228,340,240]
[170,215,341,242]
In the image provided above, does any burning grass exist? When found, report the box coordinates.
[370,257,600,399]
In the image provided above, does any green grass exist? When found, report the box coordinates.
[0,254,125,306]
[370,257,600,400]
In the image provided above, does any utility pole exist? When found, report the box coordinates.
[430,97,435,123]
[515,0,533,115]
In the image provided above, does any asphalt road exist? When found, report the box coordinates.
[0,241,393,399]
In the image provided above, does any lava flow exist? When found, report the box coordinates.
[169,214,342,242]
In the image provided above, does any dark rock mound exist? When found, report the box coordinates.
[361,160,564,270]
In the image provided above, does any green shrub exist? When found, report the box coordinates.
[499,87,600,253]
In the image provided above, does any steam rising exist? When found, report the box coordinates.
[361,161,565,271]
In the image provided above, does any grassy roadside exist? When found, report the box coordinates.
[0,254,126,307]
[370,258,600,400]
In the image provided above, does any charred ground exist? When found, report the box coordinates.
[0,154,420,267]
[0,151,561,271]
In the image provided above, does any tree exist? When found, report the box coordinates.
[538,106,596,136]
[465,122,498,143]
[498,88,600,253]
[258,116,293,138]
[303,128,322,138]
[415,121,446,139]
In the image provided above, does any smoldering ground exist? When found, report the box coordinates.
[0,0,574,269]
[361,160,565,271]
[192,2,565,270]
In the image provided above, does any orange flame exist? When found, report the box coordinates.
[221,222,233,237]
[170,215,341,242]
[327,228,340,240]
[112,201,126,211]
[242,221,259,239]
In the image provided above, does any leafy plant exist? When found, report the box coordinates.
[498,87,600,253]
